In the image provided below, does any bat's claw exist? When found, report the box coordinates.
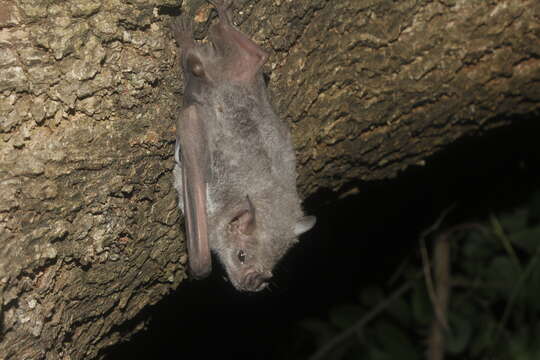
[208,0,233,10]
[208,0,233,26]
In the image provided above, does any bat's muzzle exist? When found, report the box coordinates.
[242,271,272,292]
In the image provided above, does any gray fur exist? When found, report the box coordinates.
[171,0,315,292]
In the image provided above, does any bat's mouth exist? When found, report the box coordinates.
[238,271,272,292]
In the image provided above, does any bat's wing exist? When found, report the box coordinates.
[177,104,212,279]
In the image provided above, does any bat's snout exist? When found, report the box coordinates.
[242,271,272,292]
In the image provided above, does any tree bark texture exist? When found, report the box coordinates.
[0,0,538,358]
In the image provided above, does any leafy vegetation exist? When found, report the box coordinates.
[287,191,540,360]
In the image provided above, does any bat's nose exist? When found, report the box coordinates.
[244,271,272,292]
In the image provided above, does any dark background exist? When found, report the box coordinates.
[104,115,540,359]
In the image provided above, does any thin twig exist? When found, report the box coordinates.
[421,236,446,330]
[490,213,521,269]
[493,248,540,344]
[419,205,457,240]
[423,223,487,332]
[387,257,411,287]
[424,222,488,360]
[309,277,417,360]
[420,205,457,332]
[426,231,451,360]
[309,207,458,360]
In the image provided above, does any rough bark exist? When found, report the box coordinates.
[0,0,538,358]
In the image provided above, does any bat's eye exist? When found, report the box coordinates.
[237,250,246,264]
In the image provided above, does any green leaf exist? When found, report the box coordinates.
[374,322,419,360]
[530,323,540,354]
[509,225,540,255]
[462,230,495,260]
[498,209,528,233]
[508,334,529,359]
[411,284,432,325]
[469,317,496,356]
[446,312,472,354]
[366,347,393,360]
[451,300,476,319]
[329,305,364,330]
[486,256,521,292]
[525,257,540,311]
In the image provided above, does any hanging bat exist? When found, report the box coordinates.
[171,0,316,292]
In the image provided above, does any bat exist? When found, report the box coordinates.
[171,0,316,292]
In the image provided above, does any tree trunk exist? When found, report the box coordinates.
[0,0,538,358]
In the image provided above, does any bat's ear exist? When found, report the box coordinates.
[294,216,316,236]
[232,196,256,235]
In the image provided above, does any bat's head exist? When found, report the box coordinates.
[218,197,316,292]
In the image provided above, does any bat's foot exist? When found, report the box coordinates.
[171,16,195,48]
[208,0,233,10]
[208,0,233,26]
